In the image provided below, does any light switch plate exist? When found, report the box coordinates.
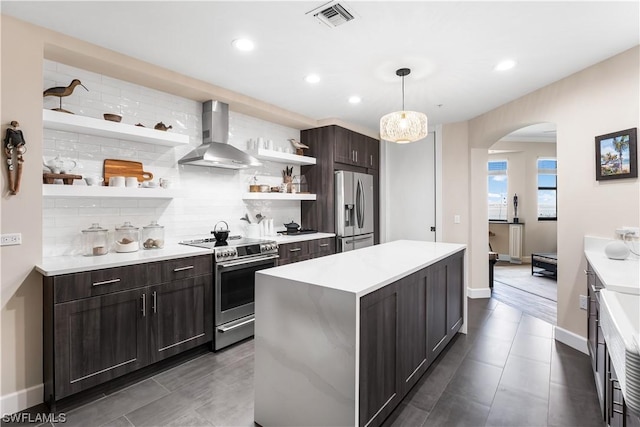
[454,215,461,224]
[579,294,588,310]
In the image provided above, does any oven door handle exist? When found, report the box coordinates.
[216,254,279,268]
[218,316,255,332]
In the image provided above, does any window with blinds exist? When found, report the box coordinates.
[488,160,508,221]
[537,158,557,220]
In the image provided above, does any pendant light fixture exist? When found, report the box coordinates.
[380,68,428,144]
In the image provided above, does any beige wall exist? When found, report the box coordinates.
[1,16,45,410]
[443,46,639,341]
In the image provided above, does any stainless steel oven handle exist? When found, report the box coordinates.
[218,316,255,332]
[217,254,279,268]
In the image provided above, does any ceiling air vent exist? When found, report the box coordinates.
[312,2,355,27]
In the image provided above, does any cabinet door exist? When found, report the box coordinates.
[359,284,400,427]
[607,354,625,427]
[397,271,427,394]
[365,137,380,170]
[446,253,464,338]
[148,274,213,362]
[334,126,354,165]
[54,288,147,399]
[427,261,448,363]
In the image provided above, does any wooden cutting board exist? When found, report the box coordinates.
[103,159,153,185]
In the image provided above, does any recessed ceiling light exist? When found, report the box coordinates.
[305,74,321,84]
[495,59,516,71]
[232,38,255,52]
[348,96,361,104]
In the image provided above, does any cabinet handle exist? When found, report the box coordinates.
[370,154,373,166]
[289,248,302,252]
[319,243,329,247]
[92,278,121,287]
[355,151,358,163]
[173,265,194,272]
[152,291,157,314]
[141,294,146,317]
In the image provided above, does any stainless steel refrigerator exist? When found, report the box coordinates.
[335,170,374,252]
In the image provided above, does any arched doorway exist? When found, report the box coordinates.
[487,123,558,324]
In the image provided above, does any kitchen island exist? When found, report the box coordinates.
[254,240,466,427]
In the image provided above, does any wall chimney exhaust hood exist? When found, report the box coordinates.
[178,100,261,169]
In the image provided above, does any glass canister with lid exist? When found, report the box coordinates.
[142,220,165,249]
[81,223,109,256]
[114,221,140,252]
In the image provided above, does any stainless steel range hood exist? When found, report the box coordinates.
[178,100,261,169]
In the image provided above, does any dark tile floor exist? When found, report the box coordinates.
[383,298,603,427]
[14,297,602,427]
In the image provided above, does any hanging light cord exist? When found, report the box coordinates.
[401,74,405,111]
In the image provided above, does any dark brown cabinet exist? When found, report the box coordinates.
[586,261,640,427]
[301,125,380,240]
[587,263,606,419]
[277,237,335,266]
[52,287,147,399]
[397,271,428,393]
[359,250,465,427]
[43,255,213,405]
[427,261,449,363]
[359,283,400,427]
[148,273,212,363]
[446,253,464,338]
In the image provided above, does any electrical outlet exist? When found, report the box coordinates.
[0,233,22,246]
[579,294,588,310]
[454,215,461,224]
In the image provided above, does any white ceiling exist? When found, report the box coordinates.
[3,1,639,135]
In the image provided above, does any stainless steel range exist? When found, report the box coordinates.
[180,236,278,350]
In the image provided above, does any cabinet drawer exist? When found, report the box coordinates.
[278,241,310,265]
[54,264,154,303]
[309,237,335,257]
[161,255,212,282]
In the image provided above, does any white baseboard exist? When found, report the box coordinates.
[0,383,43,416]
[467,287,492,299]
[554,326,588,355]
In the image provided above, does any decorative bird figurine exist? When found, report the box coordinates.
[154,122,173,131]
[288,138,309,155]
[43,79,88,114]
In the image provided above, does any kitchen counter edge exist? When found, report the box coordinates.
[258,240,466,297]
[35,245,213,276]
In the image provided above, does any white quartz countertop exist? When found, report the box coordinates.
[272,232,335,244]
[258,240,466,297]
[35,244,212,276]
[584,236,639,295]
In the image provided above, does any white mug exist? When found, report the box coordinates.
[84,176,104,186]
[125,177,138,188]
[109,176,125,187]
[159,178,171,189]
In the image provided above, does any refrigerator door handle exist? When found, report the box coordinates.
[357,179,365,228]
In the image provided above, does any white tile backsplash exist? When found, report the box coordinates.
[43,60,302,256]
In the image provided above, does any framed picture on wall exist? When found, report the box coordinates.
[595,127,637,181]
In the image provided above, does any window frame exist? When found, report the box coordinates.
[488,160,509,222]
[537,158,557,221]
